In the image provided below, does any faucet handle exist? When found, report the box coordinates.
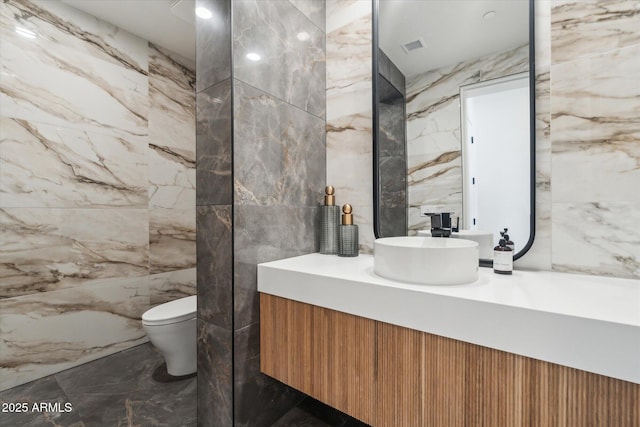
[426,212,453,237]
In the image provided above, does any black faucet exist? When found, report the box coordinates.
[426,213,459,237]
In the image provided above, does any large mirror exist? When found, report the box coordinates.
[373,0,535,263]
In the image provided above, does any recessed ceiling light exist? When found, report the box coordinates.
[483,11,497,20]
[15,27,36,39]
[296,31,310,41]
[246,52,261,61]
[195,7,213,19]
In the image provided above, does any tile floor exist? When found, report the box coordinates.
[0,343,369,427]
[0,344,196,427]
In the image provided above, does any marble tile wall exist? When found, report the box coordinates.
[405,44,529,235]
[549,0,640,279]
[516,0,552,271]
[324,0,636,278]
[148,44,196,274]
[0,0,196,391]
[326,0,374,253]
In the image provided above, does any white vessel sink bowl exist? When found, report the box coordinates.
[374,236,479,285]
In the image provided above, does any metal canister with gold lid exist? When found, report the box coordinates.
[320,186,340,254]
[338,204,359,257]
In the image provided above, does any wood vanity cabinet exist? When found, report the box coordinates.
[260,293,639,427]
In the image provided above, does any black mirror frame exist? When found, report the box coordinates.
[372,0,536,267]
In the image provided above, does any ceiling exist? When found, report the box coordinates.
[61,0,196,63]
[59,0,528,79]
[379,0,529,78]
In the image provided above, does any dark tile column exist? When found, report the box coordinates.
[197,0,331,425]
[377,51,407,238]
[196,0,233,425]
[231,1,326,426]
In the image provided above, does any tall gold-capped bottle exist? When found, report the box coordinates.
[320,186,340,254]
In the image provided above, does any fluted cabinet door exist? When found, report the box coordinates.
[260,294,376,425]
[261,293,640,427]
[376,322,423,427]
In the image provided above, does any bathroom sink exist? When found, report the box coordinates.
[373,236,479,285]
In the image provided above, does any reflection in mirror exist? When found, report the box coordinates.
[373,0,535,262]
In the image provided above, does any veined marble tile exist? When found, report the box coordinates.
[197,320,233,426]
[197,205,232,330]
[195,0,231,92]
[0,275,149,391]
[149,208,196,274]
[518,68,552,270]
[0,117,148,208]
[148,150,196,209]
[0,20,148,140]
[326,0,370,34]
[233,0,326,118]
[326,6,371,122]
[233,81,325,208]
[405,44,530,233]
[0,375,84,425]
[53,343,196,427]
[326,0,373,249]
[551,45,640,203]
[326,112,372,208]
[406,45,528,123]
[0,208,149,298]
[233,206,317,331]
[1,0,148,74]
[149,44,196,210]
[350,203,374,254]
[551,0,640,65]
[196,79,233,206]
[288,0,326,31]
[535,0,552,70]
[552,202,640,279]
[149,268,196,306]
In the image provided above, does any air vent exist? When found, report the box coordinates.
[401,38,426,54]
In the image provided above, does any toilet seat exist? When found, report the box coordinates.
[142,295,196,326]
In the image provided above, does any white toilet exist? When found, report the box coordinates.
[142,295,197,376]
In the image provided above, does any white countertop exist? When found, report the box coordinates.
[258,253,640,384]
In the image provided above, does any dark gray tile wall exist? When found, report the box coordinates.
[196,79,233,206]
[232,0,325,423]
[196,0,330,425]
[378,71,407,238]
[233,0,326,118]
[378,49,405,96]
[196,0,231,92]
[197,205,233,328]
[197,321,233,426]
[196,0,234,425]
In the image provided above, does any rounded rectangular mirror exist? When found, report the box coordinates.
[373,0,536,265]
